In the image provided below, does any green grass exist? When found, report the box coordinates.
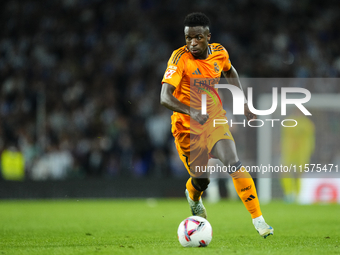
[0,199,339,255]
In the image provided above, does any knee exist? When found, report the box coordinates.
[220,155,239,167]
[192,178,210,191]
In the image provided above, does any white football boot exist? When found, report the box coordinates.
[185,189,207,219]
[253,216,274,238]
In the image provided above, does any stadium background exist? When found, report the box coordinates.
[1,0,340,199]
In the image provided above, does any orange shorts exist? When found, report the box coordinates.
[174,118,234,178]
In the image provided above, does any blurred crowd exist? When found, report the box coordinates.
[1,0,339,181]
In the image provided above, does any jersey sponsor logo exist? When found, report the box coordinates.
[192,78,222,106]
[192,68,202,75]
[193,78,220,90]
[214,62,220,73]
[241,185,252,192]
[165,69,176,79]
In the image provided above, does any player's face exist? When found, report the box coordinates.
[184,26,211,59]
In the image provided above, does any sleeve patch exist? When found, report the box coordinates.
[164,69,176,79]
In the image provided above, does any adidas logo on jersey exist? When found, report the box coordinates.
[244,194,256,202]
[192,68,202,75]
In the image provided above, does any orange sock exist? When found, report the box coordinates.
[186,177,203,201]
[230,167,262,219]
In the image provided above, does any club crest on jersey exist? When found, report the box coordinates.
[214,62,220,73]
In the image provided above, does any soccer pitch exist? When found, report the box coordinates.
[0,199,339,255]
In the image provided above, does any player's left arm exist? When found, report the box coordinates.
[222,66,256,120]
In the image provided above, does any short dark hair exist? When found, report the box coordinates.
[184,12,210,28]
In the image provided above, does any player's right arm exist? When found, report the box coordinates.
[161,48,208,125]
[160,83,208,125]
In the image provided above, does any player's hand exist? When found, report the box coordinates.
[244,104,256,121]
[190,108,209,125]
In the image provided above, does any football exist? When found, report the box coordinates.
[177,216,213,247]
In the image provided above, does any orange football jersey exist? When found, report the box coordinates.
[162,43,231,136]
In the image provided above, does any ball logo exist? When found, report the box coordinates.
[199,240,207,247]
[197,222,205,231]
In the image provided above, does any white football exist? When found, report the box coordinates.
[177,216,212,247]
